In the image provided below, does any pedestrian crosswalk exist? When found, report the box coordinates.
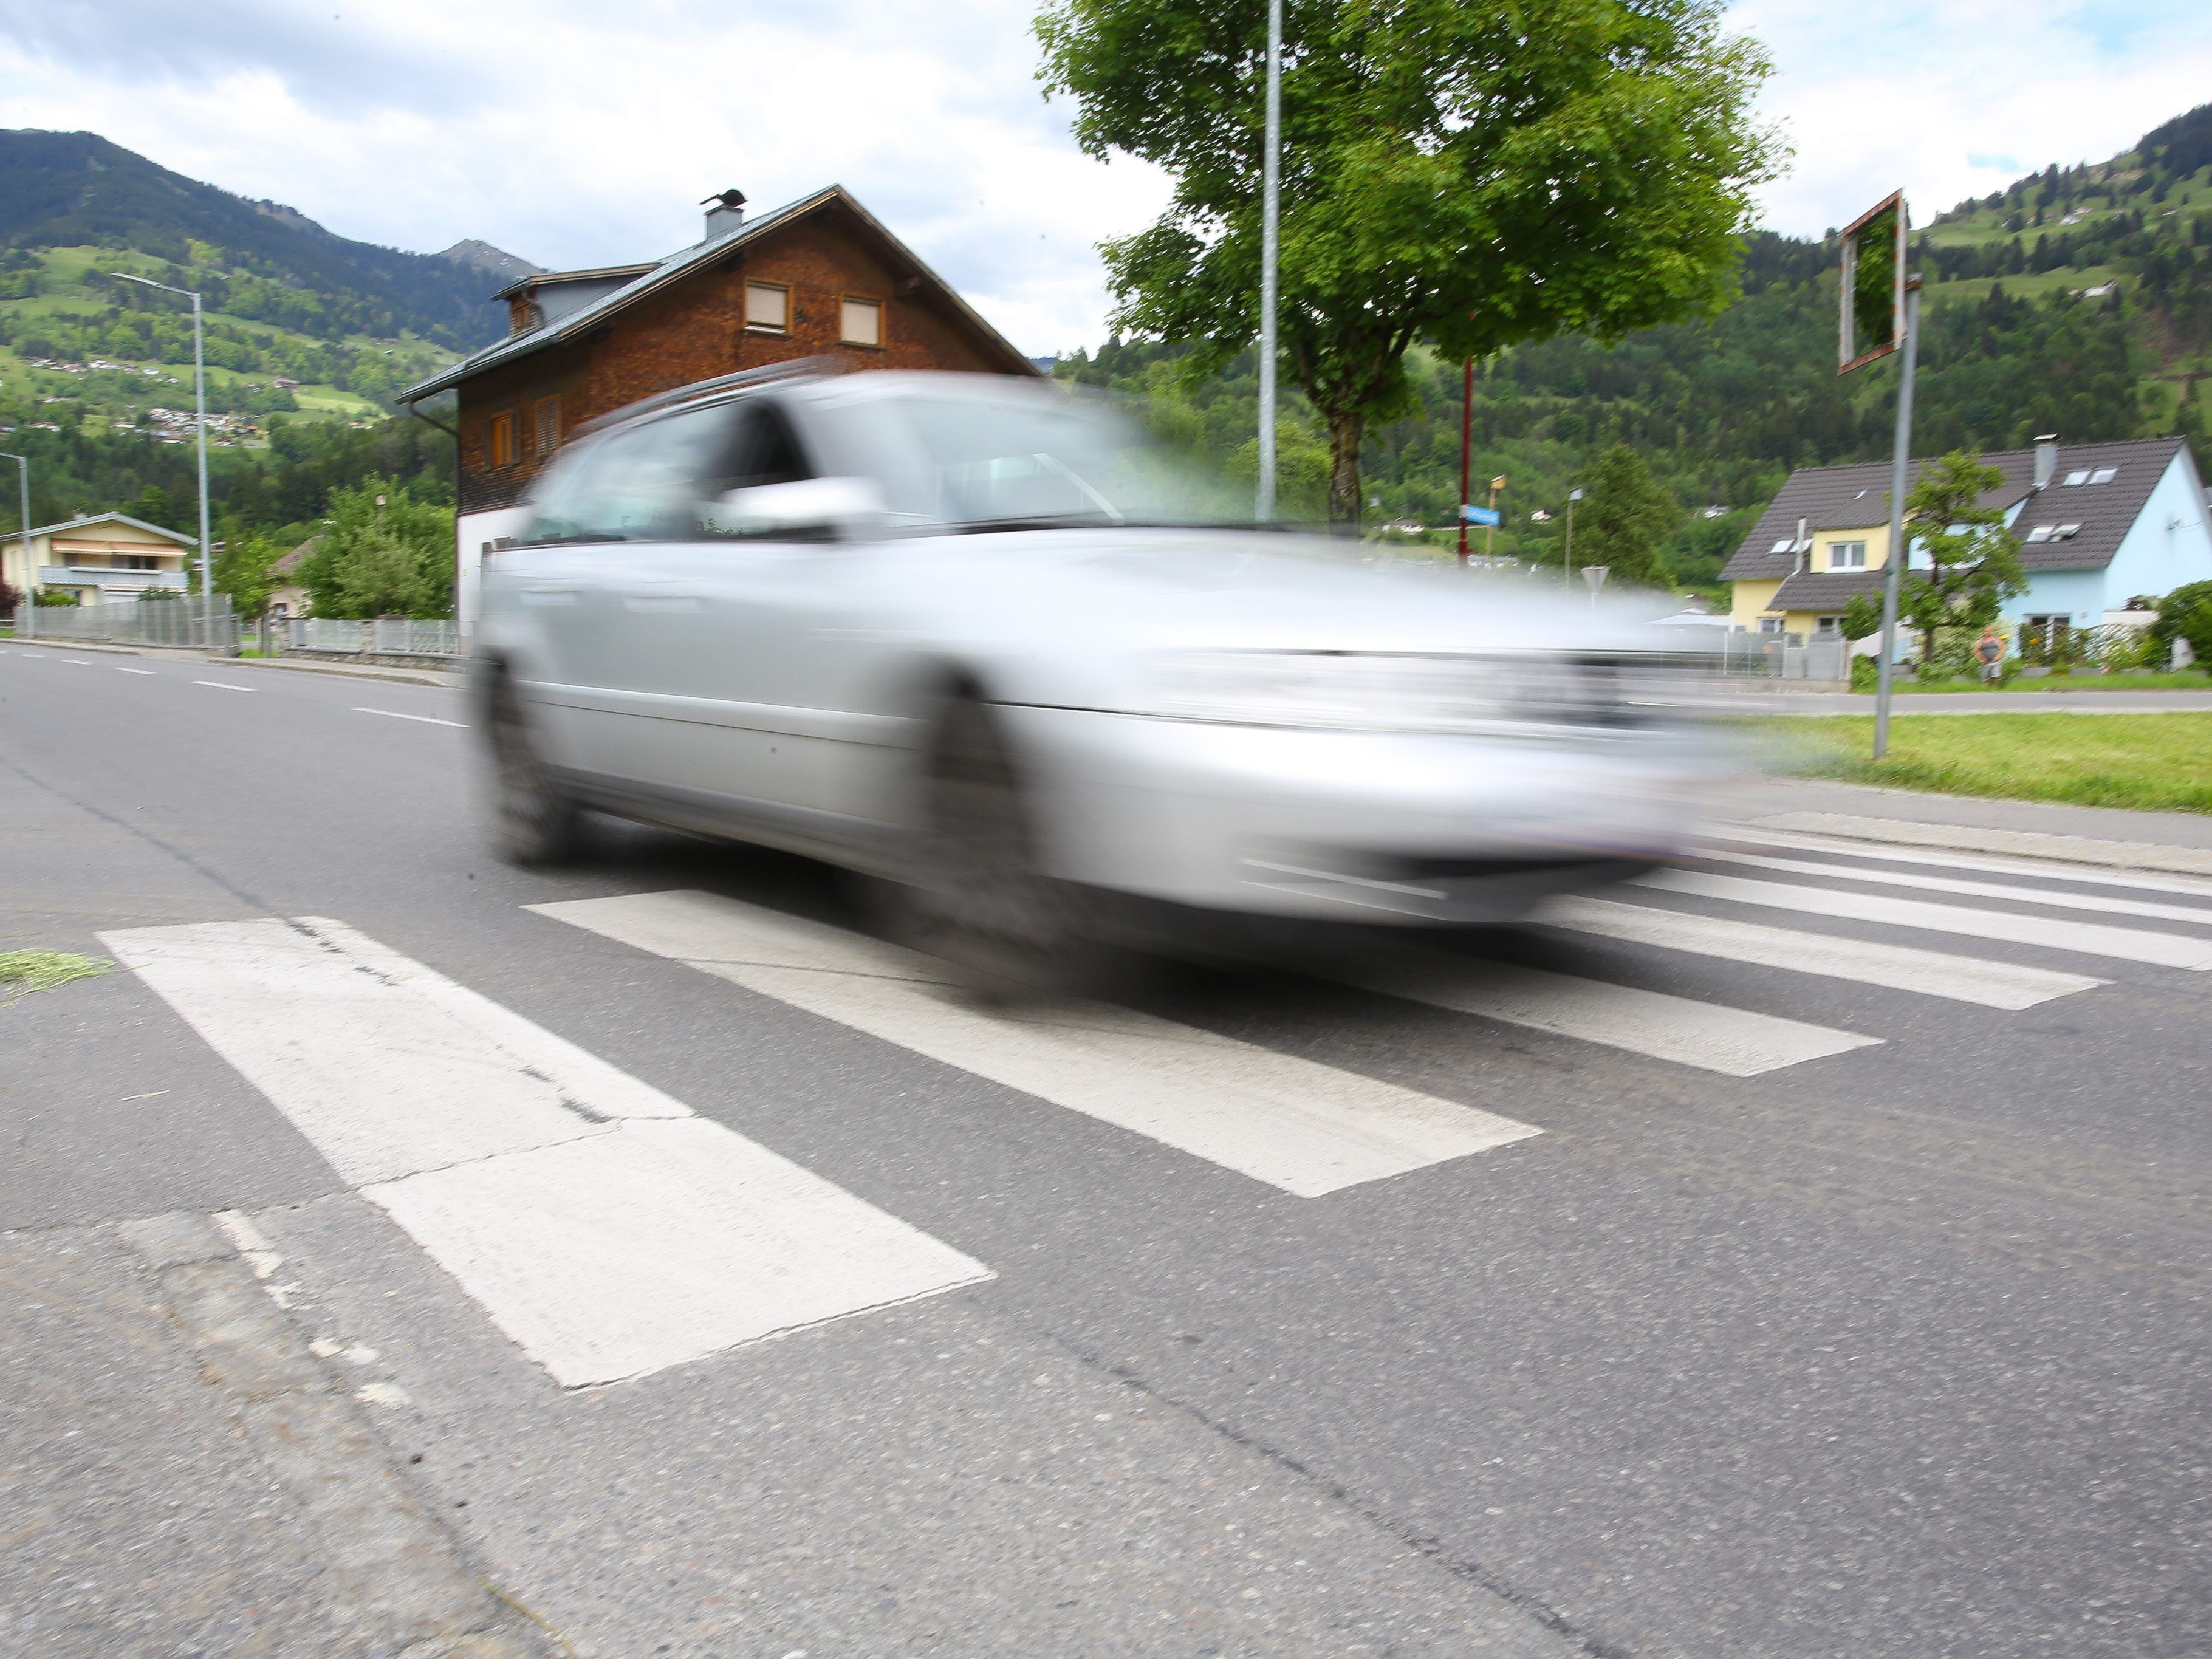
[94,826,2212,1389]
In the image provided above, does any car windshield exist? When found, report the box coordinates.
[805,387,1250,533]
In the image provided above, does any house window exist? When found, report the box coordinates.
[840,297,883,347]
[1813,615,1842,637]
[115,554,158,570]
[2061,470,2090,487]
[1758,616,1784,634]
[534,397,561,455]
[488,412,516,468]
[1827,540,1868,570]
[745,282,788,332]
[2089,466,2117,484]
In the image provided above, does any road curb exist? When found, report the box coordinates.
[207,655,464,689]
[118,1211,555,1658]
[1751,810,2212,878]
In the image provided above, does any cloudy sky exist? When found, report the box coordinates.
[4,0,2210,355]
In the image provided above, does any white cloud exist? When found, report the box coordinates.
[4,0,2210,352]
[0,0,1171,354]
[1730,0,2212,236]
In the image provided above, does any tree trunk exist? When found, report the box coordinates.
[1324,407,1364,533]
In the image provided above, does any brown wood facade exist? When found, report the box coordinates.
[447,193,1037,516]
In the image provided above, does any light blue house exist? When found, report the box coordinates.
[1723,435,2212,644]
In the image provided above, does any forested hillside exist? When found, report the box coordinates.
[0,131,510,348]
[1061,103,2212,591]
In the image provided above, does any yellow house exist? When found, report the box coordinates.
[2,511,197,605]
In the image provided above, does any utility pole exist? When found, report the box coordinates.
[1254,0,1283,524]
[113,272,212,600]
[1,450,29,640]
[1456,356,1473,563]
[1486,474,1504,558]
[1872,279,1921,759]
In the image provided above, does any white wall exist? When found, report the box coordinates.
[455,505,535,640]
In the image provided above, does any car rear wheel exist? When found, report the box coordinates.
[486,674,581,866]
[890,694,1101,998]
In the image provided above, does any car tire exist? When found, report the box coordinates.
[485,673,581,867]
[889,693,1102,998]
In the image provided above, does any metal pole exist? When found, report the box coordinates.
[1,451,27,639]
[192,292,211,601]
[1872,279,1922,759]
[1254,0,1282,524]
[1457,357,1472,563]
[1563,488,1580,596]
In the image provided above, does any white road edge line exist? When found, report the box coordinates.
[63,658,92,665]
[100,916,990,1388]
[1330,946,1880,1076]
[530,890,1541,1198]
[355,706,469,728]
[1638,869,2212,971]
[115,666,156,676]
[1541,894,2104,1010]
[192,679,254,692]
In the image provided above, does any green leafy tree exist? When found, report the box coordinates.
[2150,579,2212,671]
[210,530,285,620]
[1896,450,2027,669]
[1572,445,1679,588]
[1840,590,1884,641]
[1036,0,1782,527]
[297,477,454,618]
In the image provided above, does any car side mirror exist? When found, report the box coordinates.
[710,477,887,541]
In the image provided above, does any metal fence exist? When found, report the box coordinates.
[1713,632,1849,681]
[8,595,237,651]
[278,617,462,658]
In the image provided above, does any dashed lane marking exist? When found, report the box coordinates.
[192,679,255,692]
[354,706,469,728]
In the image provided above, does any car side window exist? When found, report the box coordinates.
[696,402,818,538]
[523,405,739,545]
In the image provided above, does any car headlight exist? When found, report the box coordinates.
[1152,651,1533,732]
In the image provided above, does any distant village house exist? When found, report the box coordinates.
[2,511,196,604]
[1722,436,2212,645]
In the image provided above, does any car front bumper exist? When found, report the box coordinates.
[1001,706,1714,925]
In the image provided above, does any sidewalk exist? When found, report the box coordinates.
[1716,774,2212,874]
[1710,687,2212,716]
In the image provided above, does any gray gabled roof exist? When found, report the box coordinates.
[1721,437,2190,582]
[30,511,197,548]
[400,185,1038,402]
[1765,570,1886,611]
[489,262,656,303]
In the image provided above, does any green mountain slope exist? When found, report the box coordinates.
[0,131,514,349]
[1061,103,2212,590]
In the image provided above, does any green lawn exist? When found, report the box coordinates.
[1769,712,2212,814]
[1895,671,2212,694]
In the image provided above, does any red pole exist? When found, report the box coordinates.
[1457,355,1473,564]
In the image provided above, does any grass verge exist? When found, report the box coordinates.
[0,949,111,999]
[1894,671,2212,694]
[1764,712,2212,815]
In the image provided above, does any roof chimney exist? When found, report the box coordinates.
[702,188,747,243]
[2033,434,2058,490]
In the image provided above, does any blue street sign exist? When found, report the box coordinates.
[1460,504,1501,526]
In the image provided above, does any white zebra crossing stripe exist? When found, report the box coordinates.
[1708,826,2212,902]
[528,890,1540,1198]
[1330,947,1881,1076]
[1541,895,2105,1010]
[1696,846,2212,928]
[100,917,990,1387]
[1638,869,2212,971]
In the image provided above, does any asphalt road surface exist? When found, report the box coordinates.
[4,645,2208,1659]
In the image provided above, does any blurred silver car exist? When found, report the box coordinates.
[477,368,1713,985]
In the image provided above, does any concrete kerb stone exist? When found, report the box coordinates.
[213,654,464,690]
[1752,810,2212,878]
[118,1210,556,1658]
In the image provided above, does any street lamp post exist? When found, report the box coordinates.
[112,273,212,600]
[1563,487,1581,596]
[1,450,29,639]
[1255,0,1283,524]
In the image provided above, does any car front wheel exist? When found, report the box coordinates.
[485,674,581,867]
